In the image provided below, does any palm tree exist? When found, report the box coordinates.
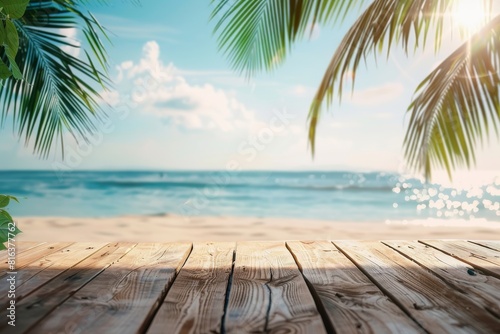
[1,0,110,158]
[211,0,500,180]
[0,0,110,248]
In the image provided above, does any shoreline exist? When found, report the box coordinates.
[15,214,500,242]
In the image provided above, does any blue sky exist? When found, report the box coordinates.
[1,0,499,178]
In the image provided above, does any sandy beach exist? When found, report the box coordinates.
[15,214,500,242]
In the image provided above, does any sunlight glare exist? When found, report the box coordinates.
[454,0,488,33]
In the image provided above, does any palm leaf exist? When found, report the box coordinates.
[305,0,472,155]
[404,14,500,179]
[211,0,367,76]
[0,0,110,158]
[212,0,499,180]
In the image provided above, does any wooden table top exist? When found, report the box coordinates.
[1,240,499,333]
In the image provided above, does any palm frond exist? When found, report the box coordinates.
[211,0,368,76]
[404,14,500,179]
[0,0,110,158]
[306,0,471,154]
[213,0,499,179]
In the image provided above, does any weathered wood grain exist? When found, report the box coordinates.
[335,241,500,333]
[18,242,46,250]
[0,242,134,334]
[225,241,326,333]
[469,240,500,252]
[421,240,500,278]
[3,240,499,334]
[0,242,46,262]
[33,242,191,334]
[1,242,46,272]
[287,240,422,333]
[13,242,46,253]
[16,242,45,249]
[1,242,73,275]
[0,242,103,306]
[147,242,233,334]
[385,240,500,318]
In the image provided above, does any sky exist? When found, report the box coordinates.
[1,0,499,179]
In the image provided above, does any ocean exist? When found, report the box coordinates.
[1,170,499,223]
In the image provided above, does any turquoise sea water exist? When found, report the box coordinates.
[1,170,499,222]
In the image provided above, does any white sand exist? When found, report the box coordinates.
[14,214,500,242]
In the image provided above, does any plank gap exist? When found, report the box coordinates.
[139,243,194,334]
[419,240,500,279]
[468,240,500,252]
[224,241,325,332]
[11,243,112,304]
[0,242,46,263]
[147,242,234,333]
[220,248,236,334]
[263,267,273,333]
[332,241,430,334]
[381,240,500,320]
[2,243,136,334]
[25,243,134,333]
[382,241,472,295]
[1,242,74,279]
[485,306,500,321]
[285,242,336,334]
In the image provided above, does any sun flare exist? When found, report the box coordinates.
[454,0,489,32]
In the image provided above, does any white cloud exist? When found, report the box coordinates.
[342,70,355,83]
[371,112,393,119]
[306,23,321,40]
[289,81,402,107]
[108,41,256,132]
[346,82,404,106]
[291,85,308,96]
[289,84,314,97]
[330,121,355,129]
[59,28,80,58]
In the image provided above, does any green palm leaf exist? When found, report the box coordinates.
[404,14,500,179]
[212,0,498,179]
[211,0,366,76]
[306,0,465,155]
[0,0,110,158]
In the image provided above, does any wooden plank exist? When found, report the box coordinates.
[0,242,104,305]
[421,240,500,279]
[0,242,46,262]
[0,242,134,334]
[34,242,192,334]
[335,241,500,333]
[287,241,422,333]
[17,241,45,250]
[224,241,326,333]
[13,242,44,252]
[385,240,500,318]
[1,242,70,273]
[14,242,74,266]
[469,240,500,252]
[0,242,45,270]
[147,242,233,334]
[15,241,46,252]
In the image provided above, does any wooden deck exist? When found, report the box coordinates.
[2,240,500,333]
